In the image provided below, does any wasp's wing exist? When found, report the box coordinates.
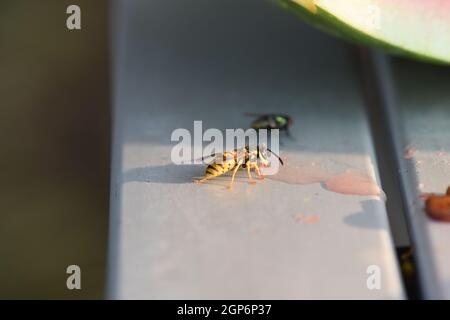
[197,153,216,160]
[268,117,277,128]
[194,151,231,163]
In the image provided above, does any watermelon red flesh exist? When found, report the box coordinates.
[276,0,450,64]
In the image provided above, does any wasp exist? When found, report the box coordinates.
[194,145,283,188]
[246,113,293,136]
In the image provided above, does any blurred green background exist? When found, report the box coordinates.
[0,0,110,298]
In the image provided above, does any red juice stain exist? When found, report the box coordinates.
[266,160,329,185]
[324,171,382,196]
[404,146,417,160]
[294,213,320,224]
[266,157,384,197]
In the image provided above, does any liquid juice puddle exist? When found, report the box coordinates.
[265,156,383,197]
[266,160,329,185]
[324,171,382,196]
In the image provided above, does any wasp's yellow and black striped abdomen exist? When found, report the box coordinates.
[205,160,235,179]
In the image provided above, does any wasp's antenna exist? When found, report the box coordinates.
[267,148,284,165]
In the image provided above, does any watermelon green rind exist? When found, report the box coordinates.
[273,0,345,39]
[315,6,449,65]
[274,0,450,65]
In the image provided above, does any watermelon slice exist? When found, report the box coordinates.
[276,0,450,64]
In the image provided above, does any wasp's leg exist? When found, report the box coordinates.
[193,177,206,184]
[254,164,265,180]
[193,175,214,184]
[228,162,243,189]
[246,162,256,184]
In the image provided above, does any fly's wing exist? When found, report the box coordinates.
[251,116,271,129]
[268,116,278,128]
[220,151,237,164]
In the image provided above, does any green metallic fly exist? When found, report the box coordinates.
[246,113,293,137]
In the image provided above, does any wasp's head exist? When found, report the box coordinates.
[257,145,283,167]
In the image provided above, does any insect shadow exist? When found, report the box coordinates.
[343,199,387,230]
[123,164,255,187]
[123,164,205,184]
